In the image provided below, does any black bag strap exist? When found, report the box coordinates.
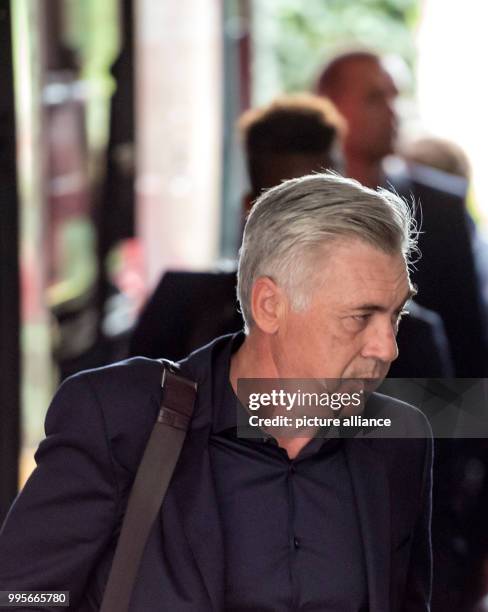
[100,360,197,612]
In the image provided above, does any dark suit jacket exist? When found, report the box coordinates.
[387,163,488,377]
[129,269,453,377]
[0,335,433,611]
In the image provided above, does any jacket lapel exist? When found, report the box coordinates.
[344,439,391,612]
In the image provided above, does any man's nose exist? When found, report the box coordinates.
[361,319,398,364]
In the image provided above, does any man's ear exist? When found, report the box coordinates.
[251,277,286,334]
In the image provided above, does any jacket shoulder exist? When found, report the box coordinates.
[69,356,163,399]
[59,357,165,475]
[367,391,433,439]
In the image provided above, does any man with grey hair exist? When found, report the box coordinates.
[0,173,432,611]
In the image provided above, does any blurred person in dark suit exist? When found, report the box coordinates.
[317,50,488,611]
[401,135,488,326]
[316,50,488,378]
[402,135,488,610]
[129,94,453,379]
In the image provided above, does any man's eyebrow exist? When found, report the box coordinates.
[351,288,417,313]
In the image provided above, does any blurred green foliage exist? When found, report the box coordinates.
[255,0,419,93]
[63,0,120,153]
[64,0,120,82]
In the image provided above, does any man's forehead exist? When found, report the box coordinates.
[341,57,378,79]
[314,241,411,300]
[330,272,413,311]
[342,58,395,94]
[343,271,413,300]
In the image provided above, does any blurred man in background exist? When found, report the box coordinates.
[316,51,398,189]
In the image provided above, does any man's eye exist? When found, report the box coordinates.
[352,314,370,322]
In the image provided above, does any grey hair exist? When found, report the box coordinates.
[237,172,418,330]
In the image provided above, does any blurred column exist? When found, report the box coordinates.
[220,0,251,260]
[136,0,223,289]
[0,0,20,521]
[12,0,55,487]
